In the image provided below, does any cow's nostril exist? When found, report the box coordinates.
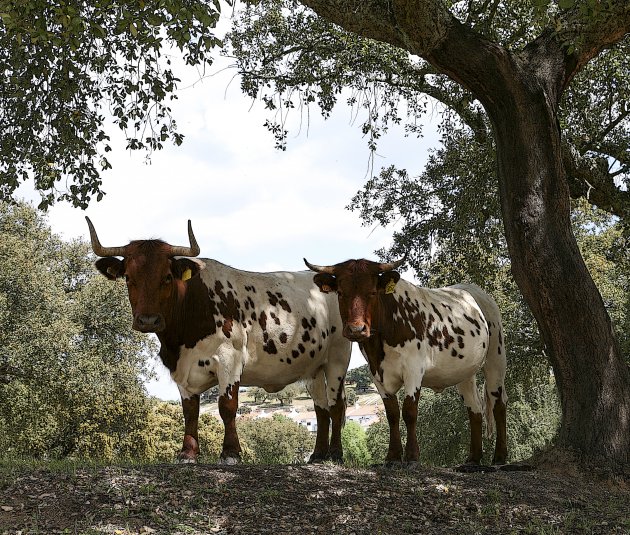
[134,314,165,333]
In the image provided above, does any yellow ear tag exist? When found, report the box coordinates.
[385,279,396,294]
[182,268,192,282]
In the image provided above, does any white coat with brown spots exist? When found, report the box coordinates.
[87,218,351,464]
[305,257,508,467]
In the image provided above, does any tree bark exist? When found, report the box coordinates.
[301,0,630,467]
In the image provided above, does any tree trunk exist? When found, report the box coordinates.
[299,1,630,467]
[427,25,630,468]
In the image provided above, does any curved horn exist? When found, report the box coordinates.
[376,256,406,273]
[303,258,335,274]
[167,220,200,257]
[85,216,128,257]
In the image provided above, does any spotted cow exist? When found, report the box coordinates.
[305,257,508,468]
[86,217,351,464]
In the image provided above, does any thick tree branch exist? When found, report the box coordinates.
[564,142,630,220]
[563,1,630,81]
[299,0,454,55]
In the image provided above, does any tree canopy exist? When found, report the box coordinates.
[0,0,221,209]
[0,202,156,458]
[225,0,629,224]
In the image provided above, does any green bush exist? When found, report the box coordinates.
[341,420,372,467]
[238,413,313,464]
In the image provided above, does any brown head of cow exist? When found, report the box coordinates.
[304,257,405,342]
[86,217,201,333]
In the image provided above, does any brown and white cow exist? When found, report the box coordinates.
[86,217,351,464]
[305,257,507,469]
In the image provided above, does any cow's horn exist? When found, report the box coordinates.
[303,258,335,274]
[376,256,406,272]
[85,217,128,257]
[168,220,200,257]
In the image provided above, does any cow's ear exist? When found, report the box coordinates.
[172,257,201,281]
[95,257,125,280]
[313,273,337,294]
[378,271,401,293]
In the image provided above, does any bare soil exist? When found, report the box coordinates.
[0,459,628,535]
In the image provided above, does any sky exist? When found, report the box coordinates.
[16,22,440,400]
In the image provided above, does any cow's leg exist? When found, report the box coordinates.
[401,388,421,463]
[456,375,484,465]
[382,394,403,464]
[177,387,200,463]
[311,405,331,462]
[306,370,331,462]
[218,382,241,464]
[328,383,346,463]
[482,324,508,465]
[324,346,350,463]
[491,387,508,465]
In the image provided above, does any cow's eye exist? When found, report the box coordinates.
[164,274,173,285]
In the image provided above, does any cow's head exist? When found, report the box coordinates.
[304,257,405,341]
[86,217,201,333]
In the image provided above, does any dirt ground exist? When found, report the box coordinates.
[0,459,628,535]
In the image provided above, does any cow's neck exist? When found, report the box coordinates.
[157,275,218,371]
[373,292,418,348]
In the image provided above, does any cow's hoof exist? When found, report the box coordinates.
[382,460,404,469]
[176,453,198,464]
[308,453,328,464]
[218,455,240,465]
[454,463,497,473]
[497,462,535,472]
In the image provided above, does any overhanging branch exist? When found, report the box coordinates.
[563,142,630,220]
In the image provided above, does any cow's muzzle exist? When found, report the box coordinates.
[133,314,166,333]
[343,322,370,342]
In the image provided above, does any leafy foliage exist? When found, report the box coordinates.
[0,0,222,208]
[0,202,156,458]
[225,0,629,221]
[346,365,372,392]
[340,420,371,467]
[365,383,560,466]
[238,413,314,464]
[272,383,303,406]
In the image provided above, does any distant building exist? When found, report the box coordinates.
[201,400,382,432]
[346,403,380,429]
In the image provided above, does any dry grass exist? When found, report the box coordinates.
[0,459,628,535]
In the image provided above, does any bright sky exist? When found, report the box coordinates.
[16,23,439,400]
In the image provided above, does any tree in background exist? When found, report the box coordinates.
[251,387,269,404]
[0,202,156,459]
[341,420,372,467]
[273,384,303,406]
[238,413,313,464]
[225,0,630,467]
[346,366,373,393]
[0,0,221,208]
